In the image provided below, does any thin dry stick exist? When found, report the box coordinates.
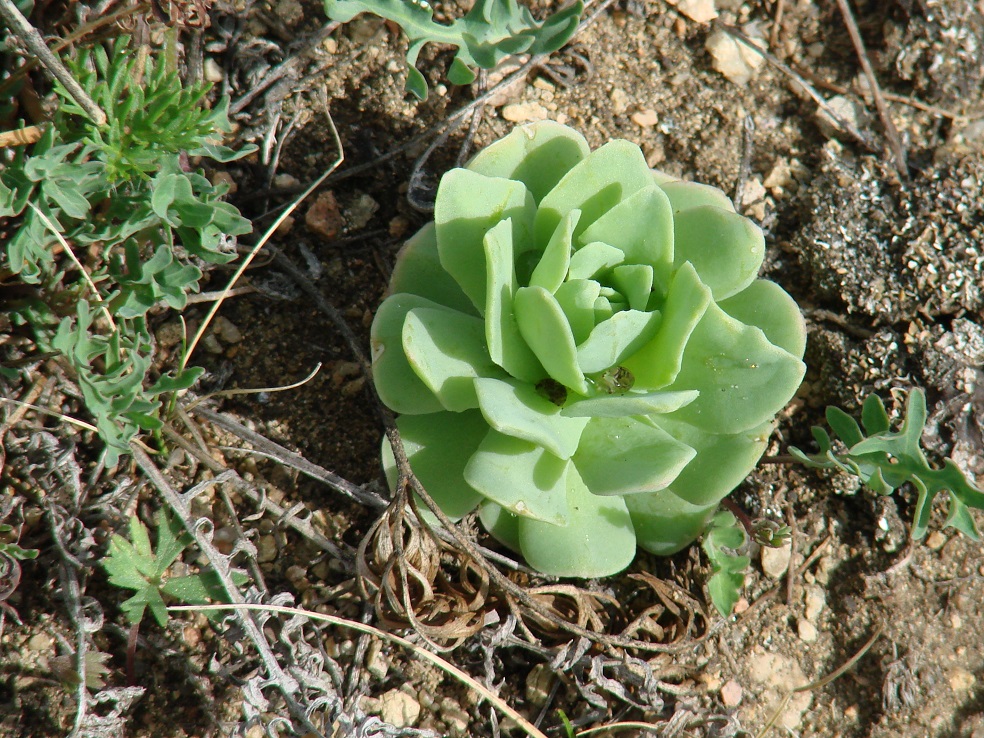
[753,623,884,738]
[0,0,106,126]
[714,20,878,152]
[180,105,344,372]
[769,0,786,51]
[834,0,908,178]
[170,602,551,738]
[182,362,322,411]
[837,0,909,180]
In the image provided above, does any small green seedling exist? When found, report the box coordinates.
[702,510,750,617]
[791,388,984,540]
[371,121,807,578]
[324,0,584,99]
[102,509,247,627]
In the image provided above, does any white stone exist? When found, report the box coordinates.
[797,619,818,643]
[502,101,550,123]
[760,541,792,579]
[666,0,718,23]
[379,689,420,728]
[706,27,766,86]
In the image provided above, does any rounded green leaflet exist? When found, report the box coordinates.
[434,168,536,312]
[513,285,588,394]
[465,119,590,203]
[572,416,696,496]
[464,430,570,525]
[388,222,477,315]
[529,209,579,292]
[370,294,449,415]
[672,205,765,301]
[382,411,489,521]
[664,302,806,434]
[401,306,503,412]
[473,377,589,460]
[575,309,662,374]
[483,218,543,383]
[517,464,637,577]
[534,139,655,248]
[621,261,711,390]
[577,184,675,291]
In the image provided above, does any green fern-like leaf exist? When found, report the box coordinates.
[790,389,984,540]
[702,510,750,617]
[325,0,584,100]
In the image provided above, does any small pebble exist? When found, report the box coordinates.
[721,679,743,707]
[797,619,818,643]
[378,689,420,728]
[631,109,659,128]
[761,542,792,579]
[502,101,550,123]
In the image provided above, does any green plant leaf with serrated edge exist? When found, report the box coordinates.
[791,389,984,540]
[702,510,750,617]
[102,509,248,627]
[324,0,584,100]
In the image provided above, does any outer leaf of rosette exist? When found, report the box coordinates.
[402,306,505,412]
[382,411,489,521]
[478,501,522,553]
[576,309,662,374]
[517,464,637,577]
[529,209,579,293]
[658,179,737,214]
[388,222,479,315]
[664,302,806,434]
[465,120,591,204]
[646,416,775,507]
[534,139,655,249]
[622,262,711,390]
[672,204,764,301]
[624,488,721,556]
[464,430,570,525]
[718,279,807,359]
[473,377,589,460]
[572,416,696,496]
[435,168,536,313]
[577,185,675,292]
[513,285,589,394]
[484,219,544,383]
[370,294,451,415]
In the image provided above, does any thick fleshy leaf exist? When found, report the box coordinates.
[514,285,588,393]
[622,262,711,389]
[578,185,674,289]
[517,465,636,577]
[718,279,807,358]
[573,417,696,496]
[389,222,477,315]
[561,390,698,418]
[535,140,655,248]
[464,431,570,524]
[673,205,764,300]
[610,264,654,312]
[473,377,589,459]
[478,501,522,552]
[659,180,736,214]
[567,241,624,280]
[665,302,806,433]
[382,411,489,521]
[435,169,536,311]
[625,488,720,556]
[554,279,601,343]
[402,307,502,411]
[530,209,578,292]
[576,309,662,374]
[649,417,774,506]
[484,220,544,382]
[465,120,590,203]
[370,294,448,415]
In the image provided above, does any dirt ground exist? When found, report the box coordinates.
[2,0,983,736]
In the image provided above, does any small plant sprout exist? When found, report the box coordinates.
[791,388,984,540]
[371,121,807,578]
[324,0,584,100]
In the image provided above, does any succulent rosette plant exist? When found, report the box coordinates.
[371,121,806,578]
